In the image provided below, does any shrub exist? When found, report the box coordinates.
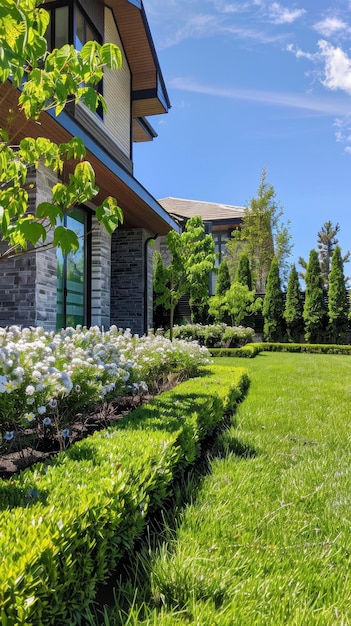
[170,324,254,348]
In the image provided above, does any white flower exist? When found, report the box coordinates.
[38,406,46,415]
[25,385,35,396]
[24,412,36,422]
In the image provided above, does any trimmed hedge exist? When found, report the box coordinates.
[0,365,249,625]
[258,342,351,355]
[209,345,261,358]
[210,342,351,358]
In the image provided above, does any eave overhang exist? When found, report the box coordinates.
[0,83,178,236]
[133,116,157,142]
[108,0,171,117]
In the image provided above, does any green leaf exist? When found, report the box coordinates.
[36,202,63,226]
[80,86,99,112]
[95,197,123,235]
[18,221,46,246]
[100,43,122,70]
[53,225,79,256]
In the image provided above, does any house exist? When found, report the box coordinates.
[0,0,179,334]
[157,197,245,294]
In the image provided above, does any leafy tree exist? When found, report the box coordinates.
[185,217,216,323]
[235,253,252,290]
[226,167,293,292]
[262,256,285,341]
[153,217,215,339]
[328,246,349,343]
[303,249,327,343]
[0,0,123,260]
[216,259,231,296]
[225,282,261,326]
[299,221,350,286]
[284,264,304,342]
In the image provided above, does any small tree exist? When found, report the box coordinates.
[216,259,231,295]
[284,264,304,342]
[153,217,215,339]
[226,282,260,326]
[303,249,327,343]
[262,256,284,342]
[328,246,349,343]
[235,253,252,290]
[184,217,216,323]
[209,258,231,324]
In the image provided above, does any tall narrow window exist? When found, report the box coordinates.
[57,209,90,328]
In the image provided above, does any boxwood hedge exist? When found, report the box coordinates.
[0,364,249,625]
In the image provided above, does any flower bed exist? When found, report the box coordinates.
[0,325,211,464]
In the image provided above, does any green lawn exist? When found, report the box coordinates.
[91,352,351,625]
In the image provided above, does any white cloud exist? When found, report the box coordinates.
[313,17,348,37]
[318,40,351,94]
[268,2,306,25]
[168,76,351,115]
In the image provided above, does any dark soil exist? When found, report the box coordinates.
[0,385,175,479]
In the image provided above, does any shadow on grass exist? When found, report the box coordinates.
[86,407,258,625]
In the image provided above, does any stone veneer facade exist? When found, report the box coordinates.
[0,164,155,333]
[110,228,154,335]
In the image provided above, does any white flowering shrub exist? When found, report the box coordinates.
[0,325,211,454]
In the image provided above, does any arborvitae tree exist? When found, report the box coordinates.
[216,259,231,296]
[328,246,349,343]
[235,253,252,290]
[303,249,327,343]
[284,264,304,342]
[262,256,284,342]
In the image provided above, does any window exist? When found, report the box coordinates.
[45,1,103,118]
[56,209,91,328]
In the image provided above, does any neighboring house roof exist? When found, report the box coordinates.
[158,197,245,223]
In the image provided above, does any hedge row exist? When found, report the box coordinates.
[210,342,351,358]
[0,364,249,626]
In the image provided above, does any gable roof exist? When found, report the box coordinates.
[158,197,245,222]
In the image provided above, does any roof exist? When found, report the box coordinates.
[158,197,245,222]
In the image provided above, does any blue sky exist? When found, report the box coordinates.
[134,0,351,275]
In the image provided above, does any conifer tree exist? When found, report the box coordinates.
[235,254,252,290]
[216,259,231,296]
[262,256,284,342]
[303,249,327,343]
[328,246,349,343]
[284,264,304,342]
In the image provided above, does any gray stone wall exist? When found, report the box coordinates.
[91,217,111,329]
[0,164,57,329]
[110,228,154,334]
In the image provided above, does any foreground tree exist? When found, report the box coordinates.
[262,256,284,342]
[328,246,349,343]
[284,264,304,342]
[153,217,215,339]
[303,249,327,343]
[226,168,292,292]
[0,0,123,259]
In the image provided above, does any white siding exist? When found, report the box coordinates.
[104,7,131,158]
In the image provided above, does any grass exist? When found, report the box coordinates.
[87,352,351,625]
